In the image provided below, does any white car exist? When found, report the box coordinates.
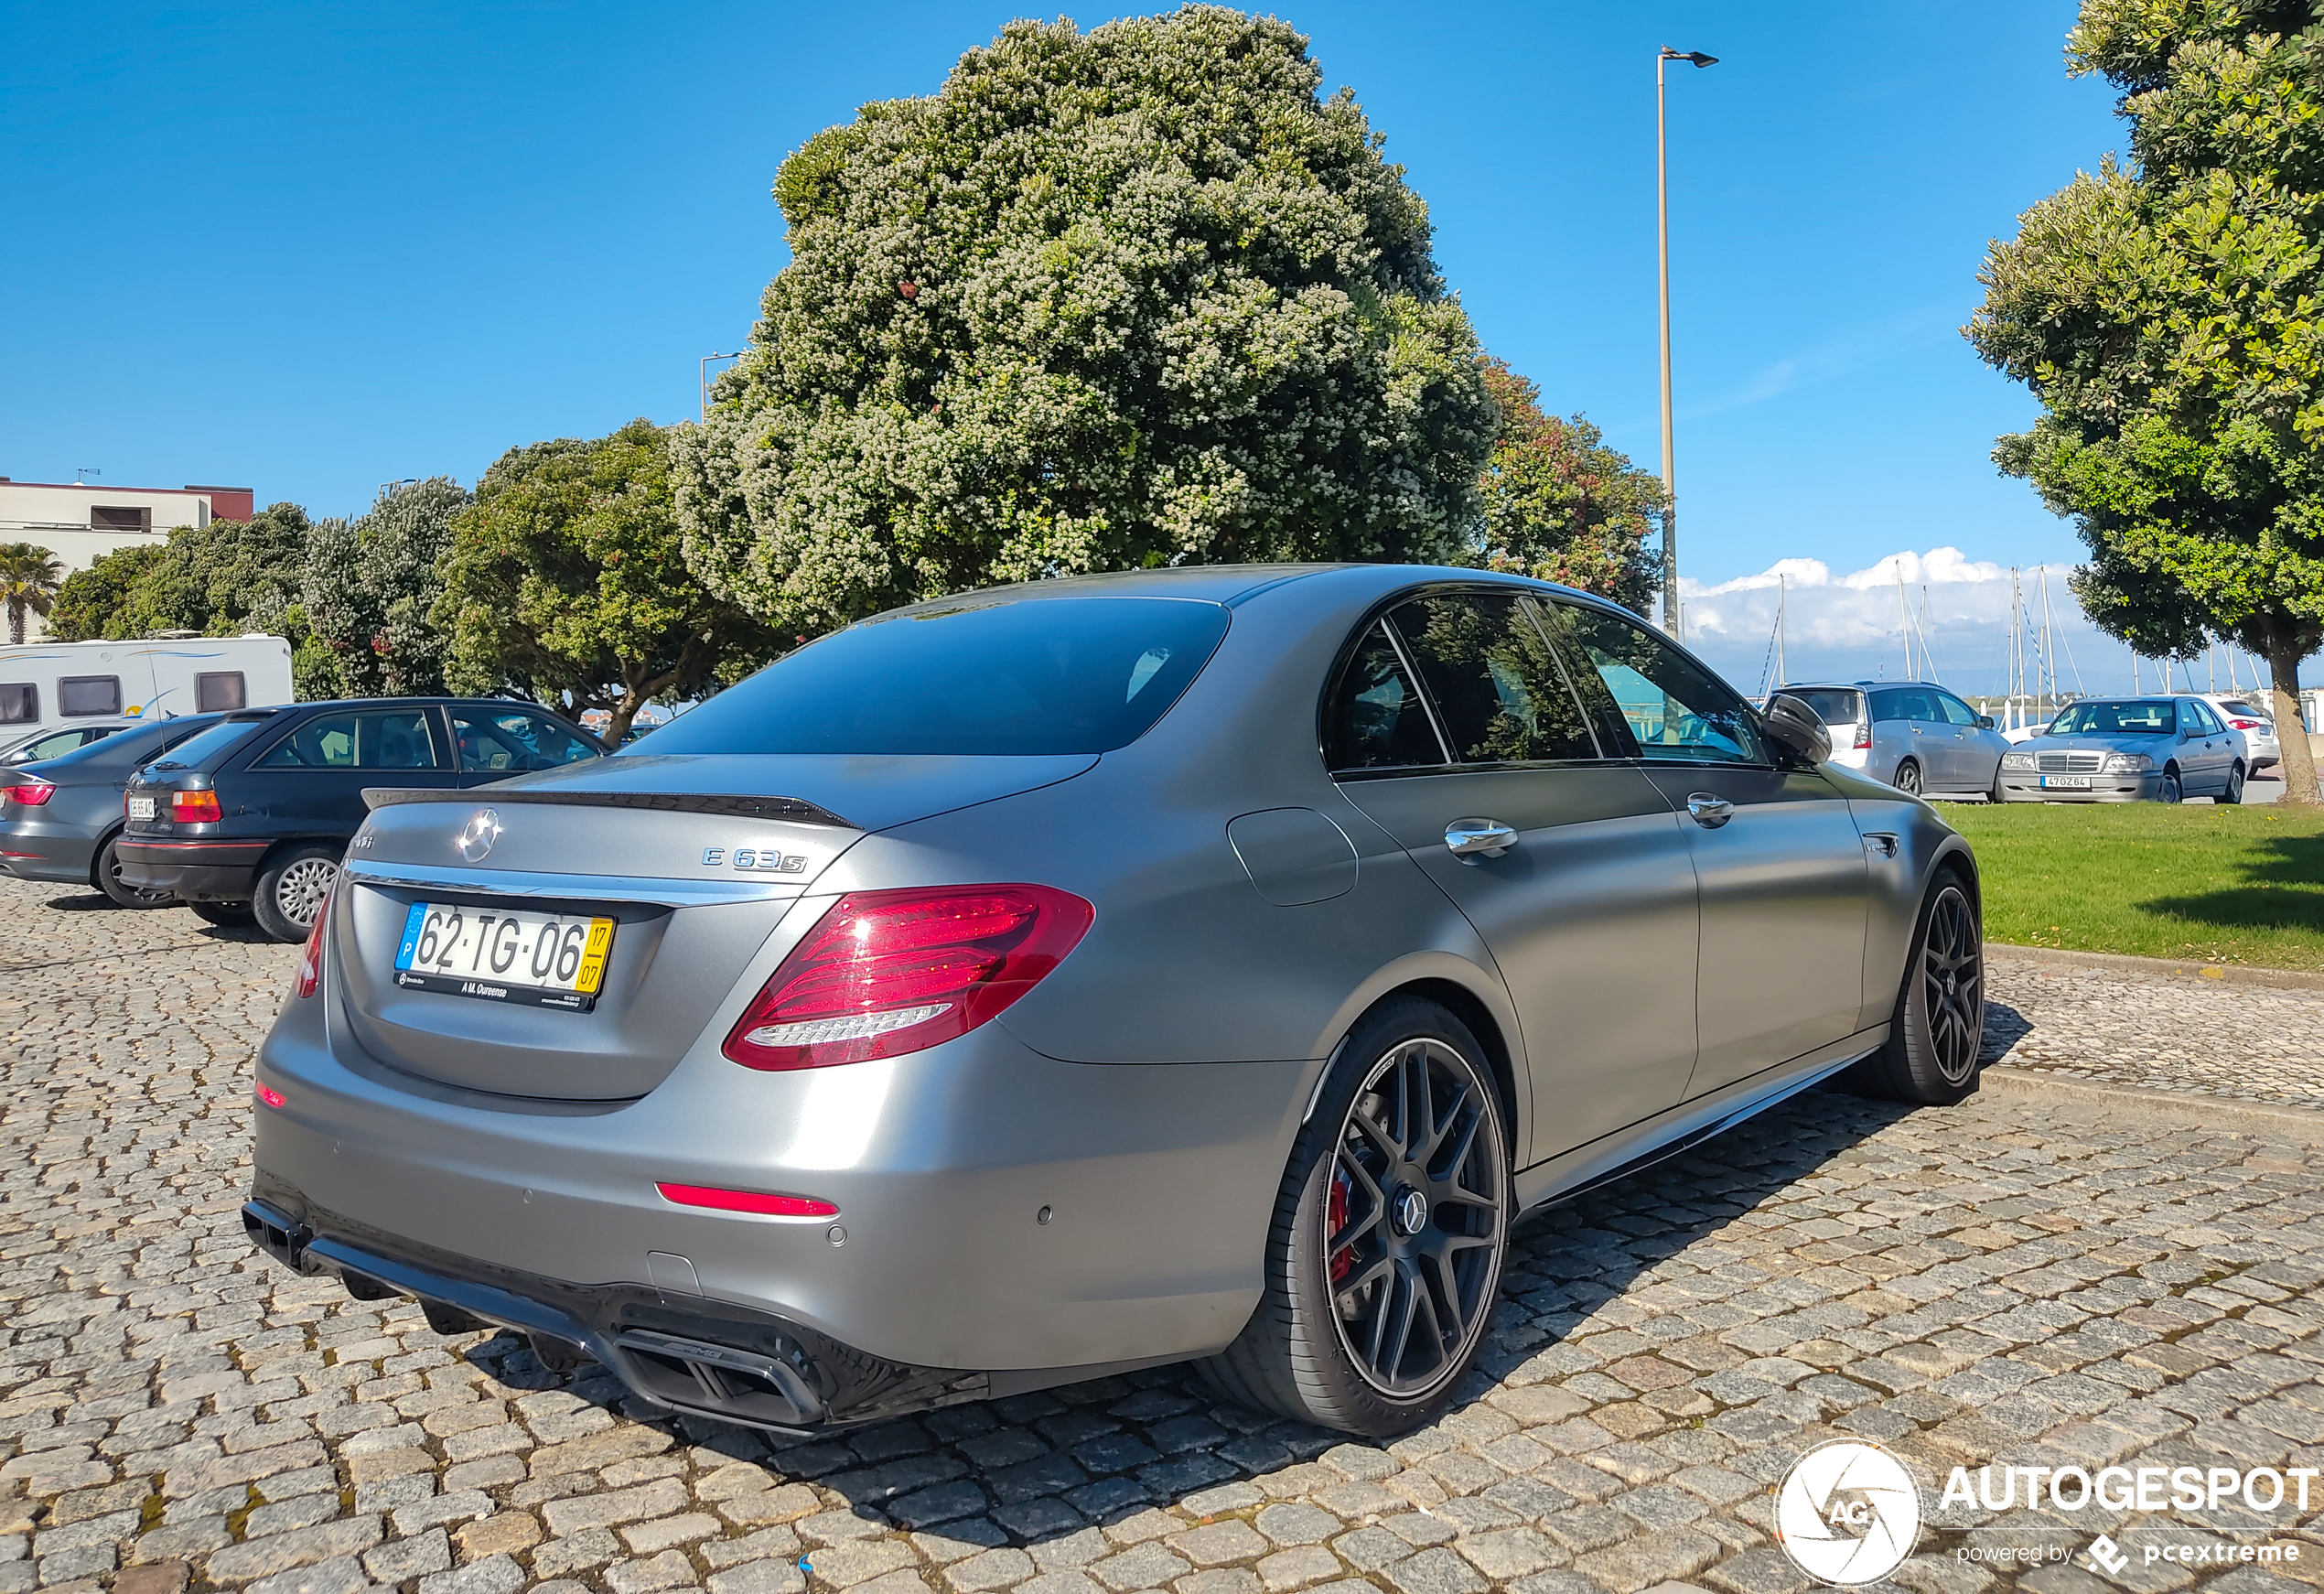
[2001,719,2052,745]
[2201,695,2279,772]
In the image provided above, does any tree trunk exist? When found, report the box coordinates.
[6,599,21,646]
[2265,641,2319,806]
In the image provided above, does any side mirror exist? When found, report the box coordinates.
[1976,715,1996,730]
[1761,693,1833,769]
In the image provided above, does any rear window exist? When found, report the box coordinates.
[636,597,1232,758]
[148,716,268,770]
[1787,688,1863,726]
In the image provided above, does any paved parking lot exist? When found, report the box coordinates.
[3,877,2321,1594]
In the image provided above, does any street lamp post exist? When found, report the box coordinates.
[700,351,743,423]
[1657,47,1717,640]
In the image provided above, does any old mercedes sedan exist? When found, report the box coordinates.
[242,565,1984,1438]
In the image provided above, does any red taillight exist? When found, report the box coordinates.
[2229,718,2263,730]
[172,789,223,823]
[256,1085,286,1109]
[724,884,1094,1071]
[656,1182,839,1218]
[5,781,53,806]
[1853,721,1872,749]
[294,889,330,998]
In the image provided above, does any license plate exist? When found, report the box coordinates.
[2040,775,2093,789]
[392,902,614,1011]
[128,796,156,820]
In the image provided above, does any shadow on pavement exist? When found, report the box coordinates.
[443,1084,1926,1550]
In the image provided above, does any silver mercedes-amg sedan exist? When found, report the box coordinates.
[243,565,1984,1438]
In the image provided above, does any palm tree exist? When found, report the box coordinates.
[0,544,64,645]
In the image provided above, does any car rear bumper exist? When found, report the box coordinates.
[117,838,265,899]
[251,962,1313,1413]
[0,816,103,884]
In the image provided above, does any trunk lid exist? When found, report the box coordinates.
[331,754,1095,1101]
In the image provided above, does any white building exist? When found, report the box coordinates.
[0,478,255,639]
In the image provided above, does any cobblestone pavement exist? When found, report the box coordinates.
[1983,954,2324,1110]
[4,877,2322,1594]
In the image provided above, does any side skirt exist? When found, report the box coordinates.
[1512,1025,1888,1213]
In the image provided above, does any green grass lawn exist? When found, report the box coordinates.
[1942,799,2324,970]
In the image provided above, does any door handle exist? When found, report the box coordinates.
[1685,793,1735,829]
[1445,818,1517,859]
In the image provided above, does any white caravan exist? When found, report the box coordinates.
[0,635,293,738]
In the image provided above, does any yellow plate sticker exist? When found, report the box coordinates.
[576,918,615,994]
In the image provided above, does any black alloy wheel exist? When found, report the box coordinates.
[95,835,177,910]
[2158,766,2183,804]
[1325,1039,1506,1397]
[1201,996,1510,1436]
[1893,759,1923,797]
[1859,874,1985,1105]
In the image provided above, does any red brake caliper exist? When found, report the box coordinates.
[1328,1164,1353,1284]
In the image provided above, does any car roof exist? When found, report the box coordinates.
[869,563,1625,617]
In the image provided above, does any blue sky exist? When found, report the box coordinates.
[5,1,2207,694]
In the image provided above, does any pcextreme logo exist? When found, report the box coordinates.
[1775,1440,1923,1587]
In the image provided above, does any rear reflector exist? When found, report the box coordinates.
[656,1182,838,1218]
[256,1085,286,1109]
[5,781,53,806]
[724,883,1093,1071]
[172,790,223,823]
[295,889,330,999]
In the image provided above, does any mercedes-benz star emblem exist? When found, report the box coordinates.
[456,808,503,863]
[1394,1188,1429,1237]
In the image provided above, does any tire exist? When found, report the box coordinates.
[2158,765,2183,804]
[1858,873,1985,1105]
[2220,761,2245,805]
[93,835,178,910]
[252,845,340,942]
[1893,759,1923,797]
[189,900,256,928]
[1201,996,1511,1437]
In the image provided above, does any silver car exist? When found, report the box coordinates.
[1781,682,2014,799]
[1996,695,2250,803]
[244,566,1984,1438]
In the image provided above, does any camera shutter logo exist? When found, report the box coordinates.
[1775,1439,1923,1586]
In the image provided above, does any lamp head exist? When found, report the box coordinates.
[1661,48,1719,67]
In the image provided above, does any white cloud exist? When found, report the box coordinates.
[1674,547,2133,696]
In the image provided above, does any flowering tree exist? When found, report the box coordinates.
[1474,360,1662,615]
[673,5,1497,637]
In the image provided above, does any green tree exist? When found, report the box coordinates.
[1967,0,2324,803]
[305,477,472,698]
[1474,360,1663,615]
[0,544,65,645]
[439,420,777,741]
[122,503,314,643]
[673,5,1497,638]
[47,544,160,641]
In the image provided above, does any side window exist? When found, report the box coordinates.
[26,730,88,759]
[1935,693,1982,727]
[254,713,359,769]
[59,675,122,717]
[1383,592,1598,764]
[1867,690,1909,724]
[2189,700,2221,734]
[357,710,444,770]
[515,714,601,766]
[195,672,246,713]
[1323,622,1447,771]
[1553,602,1768,765]
[0,684,37,724]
